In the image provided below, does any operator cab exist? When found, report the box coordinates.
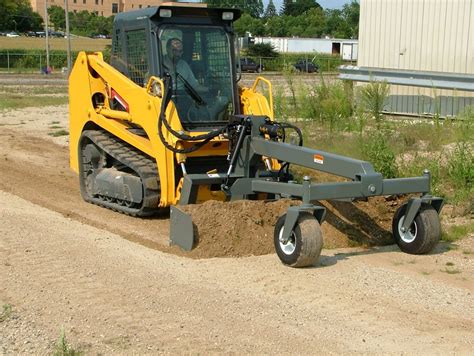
[110,3,241,130]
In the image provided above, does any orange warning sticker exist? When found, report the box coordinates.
[314,154,324,164]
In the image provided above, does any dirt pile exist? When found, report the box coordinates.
[180,196,402,259]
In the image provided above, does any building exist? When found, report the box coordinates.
[341,0,474,117]
[30,0,166,19]
[254,37,358,60]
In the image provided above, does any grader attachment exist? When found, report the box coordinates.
[69,3,443,268]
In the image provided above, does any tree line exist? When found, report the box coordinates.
[0,0,359,40]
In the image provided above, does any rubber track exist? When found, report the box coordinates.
[80,130,162,217]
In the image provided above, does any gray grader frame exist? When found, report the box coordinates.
[171,115,443,267]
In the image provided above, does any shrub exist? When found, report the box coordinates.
[448,141,473,191]
[245,43,279,58]
[362,132,398,178]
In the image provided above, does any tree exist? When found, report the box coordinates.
[342,0,360,38]
[48,5,65,30]
[0,0,43,31]
[263,0,277,19]
[234,13,265,36]
[281,0,321,17]
[207,0,264,18]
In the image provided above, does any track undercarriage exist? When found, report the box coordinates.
[79,130,164,217]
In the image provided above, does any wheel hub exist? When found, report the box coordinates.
[279,227,296,255]
[398,216,418,243]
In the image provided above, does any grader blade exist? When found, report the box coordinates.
[169,206,194,251]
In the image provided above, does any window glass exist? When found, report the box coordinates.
[159,26,233,126]
[126,29,148,86]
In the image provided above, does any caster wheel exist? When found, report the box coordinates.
[392,203,441,254]
[274,212,323,267]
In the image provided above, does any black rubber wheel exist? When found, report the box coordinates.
[274,212,323,267]
[392,203,441,254]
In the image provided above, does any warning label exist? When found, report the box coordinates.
[314,154,324,164]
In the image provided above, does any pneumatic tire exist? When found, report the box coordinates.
[274,212,323,268]
[392,203,441,254]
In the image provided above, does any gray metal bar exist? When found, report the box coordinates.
[382,177,430,195]
[339,66,474,92]
[251,176,431,201]
[250,137,376,179]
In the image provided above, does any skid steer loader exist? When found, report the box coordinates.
[69,2,443,267]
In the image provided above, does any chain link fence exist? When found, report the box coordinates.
[0,51,79,73]
[1,50,355,74]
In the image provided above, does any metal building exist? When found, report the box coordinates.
[341,0,474,117]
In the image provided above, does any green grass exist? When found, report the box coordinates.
[0,37,110,51]
[48,129,69,137]
[0,95,68,111]
[442,222,474,242]
[0,304,12,322]
[0,85,67,95]
[53,329,82,356]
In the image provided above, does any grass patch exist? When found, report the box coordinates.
[0,37,110,51]
[446,261,455,266]
[442,222,474,242]
[0,95,68,111]
[462,249,473,255]
[50,120,61,124]
[48,129,69,137]
[0,304,12,322]
[53,329,82,356]
[0,85,67,96]
[441,267,462,275]
[49,125,63,129]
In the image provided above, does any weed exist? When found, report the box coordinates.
[361,132,398,178]
[358,80,390,128]
[48,129,69,137]
[462,249,473,255]
[49,125,63,129]
[442,222,474,242]
[408,259,417,264]
[0,304,12,322]
[53,329,82,356]
[420,270,432,276]
[50,120,61,124]
[446,261,455,266]
[447,141,473,194]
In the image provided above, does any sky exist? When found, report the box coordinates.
[264,0,353,10]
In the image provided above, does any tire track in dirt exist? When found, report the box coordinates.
[0,128,172,252]
[1,191,473,354]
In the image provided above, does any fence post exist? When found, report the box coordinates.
[39,54,42,73]
[7,50,10,72]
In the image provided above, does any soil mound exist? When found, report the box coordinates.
[180,197,402,259]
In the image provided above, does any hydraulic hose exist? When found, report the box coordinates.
[157,75,228,154]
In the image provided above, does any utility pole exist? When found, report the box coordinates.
[44,0,50,72]
[65,0,72,75]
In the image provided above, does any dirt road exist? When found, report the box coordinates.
[1,105,473,354]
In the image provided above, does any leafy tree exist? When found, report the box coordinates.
[263,0,277,19]
[264,15,288,37]
[234,13,265,36]
[207,0,264,18]
[14,1,43,31]
[48,5,65,30]
[342,0,360,38]
[281,0,321,16]
[0,0,43,32]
